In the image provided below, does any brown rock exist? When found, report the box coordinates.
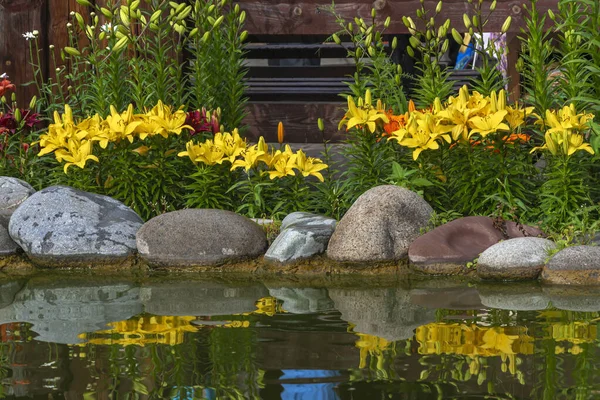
[409,216,543,275]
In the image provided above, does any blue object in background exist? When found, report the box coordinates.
[455,42,475,70]
[280,369,341,400]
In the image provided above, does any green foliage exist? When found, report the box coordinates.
[326,3,407,113]
[519,0,556,117]
[402,4,453,108]
[386,161,433,197]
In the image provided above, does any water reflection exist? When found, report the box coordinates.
[0,276,599,398]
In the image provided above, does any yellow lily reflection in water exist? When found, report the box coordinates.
[78,315,199,346]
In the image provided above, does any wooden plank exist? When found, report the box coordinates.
[0,0,47,103]
[244,101,346,143]
[236,0,558,35]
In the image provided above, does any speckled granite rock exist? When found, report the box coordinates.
[265,212,336,264]
[0,225,19,256]
[327,185,433,263]
[8,186,142,267]
[477,237,556,280]
[542,246,600,285]
[0,177,35,227]
[409,216,544,275]
[137,209,268,267]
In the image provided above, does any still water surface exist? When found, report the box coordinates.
[0,275,599,399]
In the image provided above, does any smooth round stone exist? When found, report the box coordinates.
[477,237,556,280]
[0,177,35,227]
[136,209,268,267]
[0,225,19,256]
[327,185,432,263]
[542,246,600,285]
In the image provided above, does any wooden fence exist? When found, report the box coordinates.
[0,0,558,142]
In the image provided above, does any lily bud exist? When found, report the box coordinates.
[490,90,498,112]
[318,118,325,132]
[201,31,210,42]
[501,16,512,33]
[498,89,506,110]
[348,22,353,32]
[472,15,479,28]
[391,36,398,49]
[548,9,555,20]
[463,14,471,29]
[451,28,463,45]
[332,33,341,45]
[239,10,246,24]
[29,96,37,109]
[433,97,443,113]
[277,121,285,144]
[435,1,442,13]
[0,97,5,105]
[384,16,391,29]
[112,36,129,52]
[490,0,496,11]
[371,8,376,18]
[213,15,224,28]
[406,46,414,57]
[64,46,81,56]
[239,30,248,42]
[76,0,92,6]
[14,108,21,123]
[409,36,420,48]
[365,89,372,105]
[441,38,449,53]
[408,99,416,112]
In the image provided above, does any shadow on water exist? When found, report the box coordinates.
[0,273,599,398]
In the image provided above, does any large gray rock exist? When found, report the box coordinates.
[137,209,268,267]
[329,287,435,341]
[0,279,142,344]
[265,212,336,263]
[327,185,433,263]
[477,237,556,280]
[8,186,142,267]
[543,286,600,311]
[267,287,335,313]
[542,246,600,285]
[142,281,268,316]
[0,224,19,256]
[0,177,35,227]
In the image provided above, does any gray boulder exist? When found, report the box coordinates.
[8,186,142,267]
[477,237,556,280]
[543,286,600,311]
[542,246,600,285]
[0,177,35,227]
[267,287,335,313]
[265,212,336,263]
[327,185,433,263]
[137,209,268,267]
[329,287,435,341]
[0,224,19,256]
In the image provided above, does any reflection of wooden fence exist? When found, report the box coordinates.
[1,0,558,142]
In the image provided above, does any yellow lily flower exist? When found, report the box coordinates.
[214,130,246,163]
[268,150,297,179]
[231,145,265,172]
[568,133,594,155]
[58,139,99,173]
[195,140,225,165]
[339,92,389,133]
[294,150,328,182]
[106,104,142,143]
[178,140,205,164]
[505,105,534,130]
[468,110,510,138]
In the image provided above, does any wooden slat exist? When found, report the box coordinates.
[247,65,356,78]
[244,101,346,143]
[0,0,47,103]
[236,0,558,35]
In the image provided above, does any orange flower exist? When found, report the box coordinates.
[408,99,416,112]
[503,133,530,144]
[277,121,284,144]
[382,109,407,137]
[0,79,15,97]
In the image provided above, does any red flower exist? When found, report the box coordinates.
[0,79,15,97]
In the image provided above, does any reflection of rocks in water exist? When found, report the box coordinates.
[409,286,482,310]
[267,287,335,314]
[543,286,600,312]
[142,281,269,316]
[478,283,550,311]
[0,279,142,344]
[329,287,435,341]
[0,279,25,309]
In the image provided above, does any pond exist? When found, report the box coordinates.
[0,273,598,399]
